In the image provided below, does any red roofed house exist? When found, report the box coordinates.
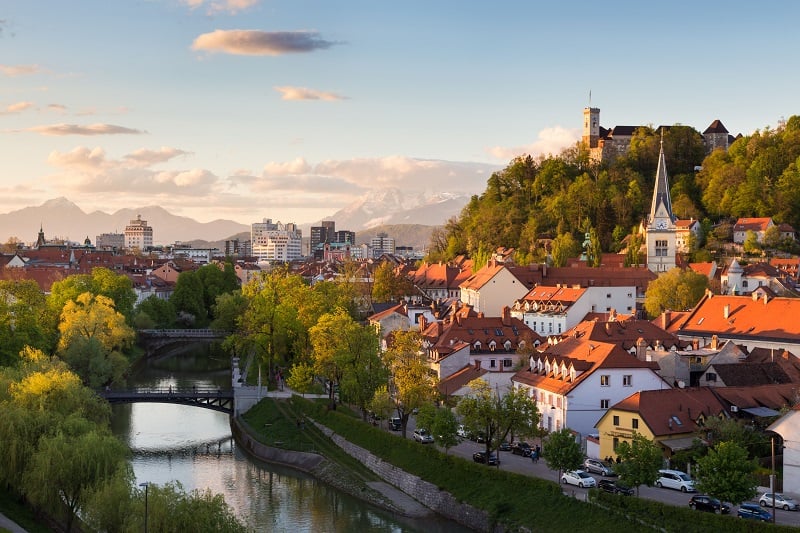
[511,285,636,338]
[459,260,537,318]
[667,291,800,354]
[512,330,668,439]
[675,219,702,254]
[733,217,774,245]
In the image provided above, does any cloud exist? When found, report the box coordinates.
[45,146,217,196]
[27,123,145,136]
[488,126,580,160]
[182,0,259,15]
[192,30,336,56]
[47,104,67,114]
[274,86,348,101]
[2,101,34,114]
[0,64,40,77]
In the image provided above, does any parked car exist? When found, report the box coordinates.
[389,417,401,431]
[759,492,799,511]
[413,428,434,443]
[689,495,730,514]
[472,451,499,465]
[656,469,696,492]
[456,424,468,438]
[560,470,597,488]
[597,479,633,496]
[474,431,487,443]
[738,502,772,521]
[511,442,532,457]
[583,458,616,476]
[498,441,511,452]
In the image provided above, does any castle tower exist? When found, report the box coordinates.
[582,107,600,149]
[646,138,677,273]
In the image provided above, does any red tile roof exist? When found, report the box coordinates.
[608,387,727,436]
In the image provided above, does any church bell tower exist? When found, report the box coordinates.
[646,137,677,273]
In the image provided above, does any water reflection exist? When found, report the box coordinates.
[111,345,470,532]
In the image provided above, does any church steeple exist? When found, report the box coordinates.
[648,136,674,226]
[36,224,46,248]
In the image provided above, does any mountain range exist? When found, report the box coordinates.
[0,190,468,248]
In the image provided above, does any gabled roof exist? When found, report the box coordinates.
[674,219,700,230]
[675,293,800,344]
[746,348,800,382]
[514,285,586,309]
[688,262,715,278]
[459,261,506,291]
[437,364,488,396]
[566,316,685,351]
[367,302,407,323]
[422,311,538,359]
[708,362,792,386]
[604,387,728,437]
[711,383,799,412]
[733,217,773,232]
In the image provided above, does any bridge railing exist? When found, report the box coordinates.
[100,386,232,397]
[137,329,230,337]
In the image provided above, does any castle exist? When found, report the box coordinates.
[582,107,738,163]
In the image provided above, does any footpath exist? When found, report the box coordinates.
[0,513,27,533]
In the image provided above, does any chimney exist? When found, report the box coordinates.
[501,305,511,326]
[636,337,647,361]
[605,323,612,336]
[456,314,462,327]
[661,310,671,330]
[474,360,481,369]
[752,291,759,302]
[764,293,769,305]
[711,334,719,350]
[419,315,427,331]
[723,304,730,319]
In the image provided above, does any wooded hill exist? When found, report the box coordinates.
[426,116,800,265]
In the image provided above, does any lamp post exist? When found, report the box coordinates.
[139,482,149,533]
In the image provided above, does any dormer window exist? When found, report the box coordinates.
[504,340,512,351]
[473,341,482,351]
[489,340,497,352]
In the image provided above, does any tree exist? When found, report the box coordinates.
[550,232,580,267]
[285,362,316,396]
[22,425,129,532]
[424,406,460,454]
[371,261,411,303]
[382,330,437,437]
[170,271,206,326]
[695,441,758,504]
[134,295,176,329]
[543,428,583,482]
[210,291,247,332]
[586,227,603,267]
[457,380,539,462]
[0,279,52,365]
[624,229,645,267]
[614,433,663,496]
[48,268,136,323]
[743,230,761,255]
[643,268,709,318]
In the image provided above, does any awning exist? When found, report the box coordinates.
[741,406,781,417]
[659,436,700,451]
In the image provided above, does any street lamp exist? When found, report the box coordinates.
[139,482,149,533]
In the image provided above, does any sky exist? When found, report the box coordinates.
[1,1,798,226]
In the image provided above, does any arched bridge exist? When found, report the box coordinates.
[99,387,234,414]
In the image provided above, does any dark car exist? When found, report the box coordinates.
[738,502,772,522]
[597,479,634,496]
[473,451,499,466]
[511,442,532,457]
[389,417,401,431]
[498,441,511,452]
[689,495,730,514]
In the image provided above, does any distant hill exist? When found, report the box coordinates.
[0,198,249,246]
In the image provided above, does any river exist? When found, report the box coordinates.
[110,342,468,533]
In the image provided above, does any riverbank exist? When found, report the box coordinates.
[230,400,435,521]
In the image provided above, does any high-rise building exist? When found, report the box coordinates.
[334,230,356,244]
[311,220,336,250]
[371,232,395,257]
[124,215,153,250]
[251,218,302,262]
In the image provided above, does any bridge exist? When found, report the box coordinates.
[137,329,230,353]
[99,387,235,414]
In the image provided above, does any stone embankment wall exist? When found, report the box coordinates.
[314,423,495,532]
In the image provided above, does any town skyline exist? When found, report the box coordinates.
[2,1,798,225]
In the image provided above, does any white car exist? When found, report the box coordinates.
[560,470,596,488]
[759,492,799,511]
[655,469,695,492]
[456,424,468,438]
[413,428,434,443]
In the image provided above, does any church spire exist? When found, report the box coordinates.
[649,135,674,225]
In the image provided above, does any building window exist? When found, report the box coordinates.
[623,375,632,387]
[632,418,639,429]
[613,437,620,451]
[503,359,512,368]
[490,359,496,368]
[600,399,609,409]
[705,372,717,382]
[600,375,610,387]
[612,415,620,426]
[655,239,668,257]
[607,293,611,298]
[742,280,749,288]
[558,323,562,334]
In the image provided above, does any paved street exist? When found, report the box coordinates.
[396,418,800,528]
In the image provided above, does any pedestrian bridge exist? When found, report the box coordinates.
[137,329,230,353]
[99,387,235,414]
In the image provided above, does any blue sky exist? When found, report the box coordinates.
[1,1,798,226]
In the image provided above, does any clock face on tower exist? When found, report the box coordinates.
[656,220,667,229]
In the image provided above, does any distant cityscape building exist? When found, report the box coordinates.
[251,218,302,262]
[96,232,125,251]
[371,232,395,257]
[224,238,251,258]
[310,220,336,251]
[124,215,153,250]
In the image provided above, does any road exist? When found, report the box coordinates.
[395,419,800,528]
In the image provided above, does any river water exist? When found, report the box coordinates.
[110,343,468,533]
